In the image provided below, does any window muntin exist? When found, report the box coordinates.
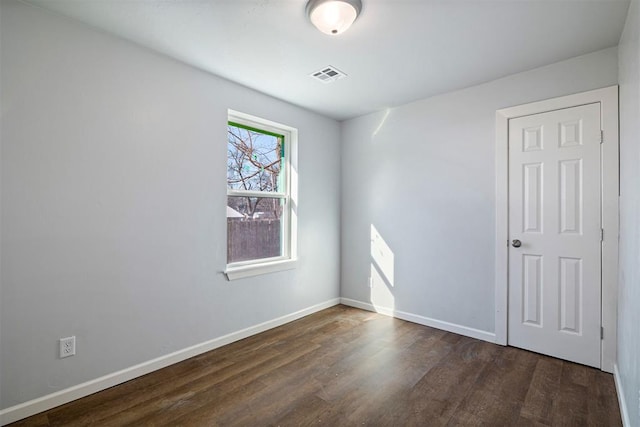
[225,112,295,273]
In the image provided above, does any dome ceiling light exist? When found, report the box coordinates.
[306,0,362,36]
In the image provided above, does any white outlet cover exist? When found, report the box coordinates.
[59,336,76,358]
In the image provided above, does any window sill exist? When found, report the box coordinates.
[225,259,297,281]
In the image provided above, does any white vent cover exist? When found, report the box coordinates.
[310,66,347,83]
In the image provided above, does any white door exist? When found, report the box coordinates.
[508,103,602,368]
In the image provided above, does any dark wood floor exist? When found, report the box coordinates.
[10,305,621,426]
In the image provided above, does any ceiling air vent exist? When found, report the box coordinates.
[310,66,347,84]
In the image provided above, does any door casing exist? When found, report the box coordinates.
[495,86,619,372]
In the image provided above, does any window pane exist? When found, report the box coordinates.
[227,196,284,263]
[227,124,284,193]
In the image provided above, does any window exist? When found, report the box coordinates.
[225,110,297,280]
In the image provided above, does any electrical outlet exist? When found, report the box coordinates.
[59,336,76,358]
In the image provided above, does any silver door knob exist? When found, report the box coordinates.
[512,239,522,248]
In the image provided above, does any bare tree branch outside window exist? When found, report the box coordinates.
[227,124,284,219]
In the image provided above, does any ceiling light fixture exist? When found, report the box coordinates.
[306,0,362,36]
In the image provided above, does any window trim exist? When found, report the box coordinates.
[224,110,298,280]
[225,259,297,281]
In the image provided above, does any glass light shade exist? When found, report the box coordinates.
[309,1,358,35]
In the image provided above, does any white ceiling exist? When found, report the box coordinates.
[27,0,630,121]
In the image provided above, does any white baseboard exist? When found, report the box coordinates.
[613,363,631,427]
[0,298,341,426]
[340,298,496,343]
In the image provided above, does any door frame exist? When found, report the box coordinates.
[494,86,619,372]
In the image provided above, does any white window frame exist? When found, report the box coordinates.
[224,110,298,280]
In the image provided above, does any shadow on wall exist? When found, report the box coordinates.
[370,224,395,311]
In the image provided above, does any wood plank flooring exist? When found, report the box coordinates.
[9,305,622,426]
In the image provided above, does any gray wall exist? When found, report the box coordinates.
[0,0,341,409]
[340,47,618,334]
[618,0,640,424]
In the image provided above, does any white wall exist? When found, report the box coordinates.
[340,47,618,335]
[617,0,640,424]
[0,0,341,410]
